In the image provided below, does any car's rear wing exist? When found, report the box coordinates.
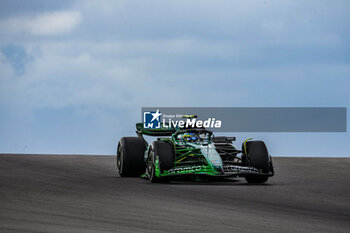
[136,123,176,136]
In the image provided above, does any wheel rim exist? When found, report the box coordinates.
[150,164,154,181]
[117,144,123,174]
[148,150,155,180]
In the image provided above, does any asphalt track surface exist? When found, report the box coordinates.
[0,154,349,233]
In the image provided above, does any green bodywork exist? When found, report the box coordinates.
[137,123,236,178]
[136,123,273,178]
[154,139,223,177]
[132,119,275,181]
[136,122,274,180]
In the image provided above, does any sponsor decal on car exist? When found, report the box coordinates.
[165,165,208,175]
[223,165,260,174]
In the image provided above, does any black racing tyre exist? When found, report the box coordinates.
[244,140,270,184]
[148,141,174,183]
[117,137,146,177]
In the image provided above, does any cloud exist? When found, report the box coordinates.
[0,0,349,155]
[0,11,82,36]
[1,44,30,75]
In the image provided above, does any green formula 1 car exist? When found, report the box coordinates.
[116,120,274,183]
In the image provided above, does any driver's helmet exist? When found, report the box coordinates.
[182,132,198,142]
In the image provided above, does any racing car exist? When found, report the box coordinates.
[116,117,274,183]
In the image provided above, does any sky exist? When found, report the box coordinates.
[0,0,349,156]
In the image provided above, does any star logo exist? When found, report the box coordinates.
[150,109,162,122]
[143,109,162,129]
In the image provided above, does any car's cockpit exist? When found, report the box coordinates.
[174,130,212,144]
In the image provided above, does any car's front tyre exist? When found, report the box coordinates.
[244,140,271,184]
[147,141,174,183]
[117,137,146,177]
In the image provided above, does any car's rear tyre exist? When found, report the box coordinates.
[244,140,270,184]
[117,137,146,177]
[148,141,174,183]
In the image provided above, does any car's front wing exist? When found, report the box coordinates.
[158,164,274,178]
